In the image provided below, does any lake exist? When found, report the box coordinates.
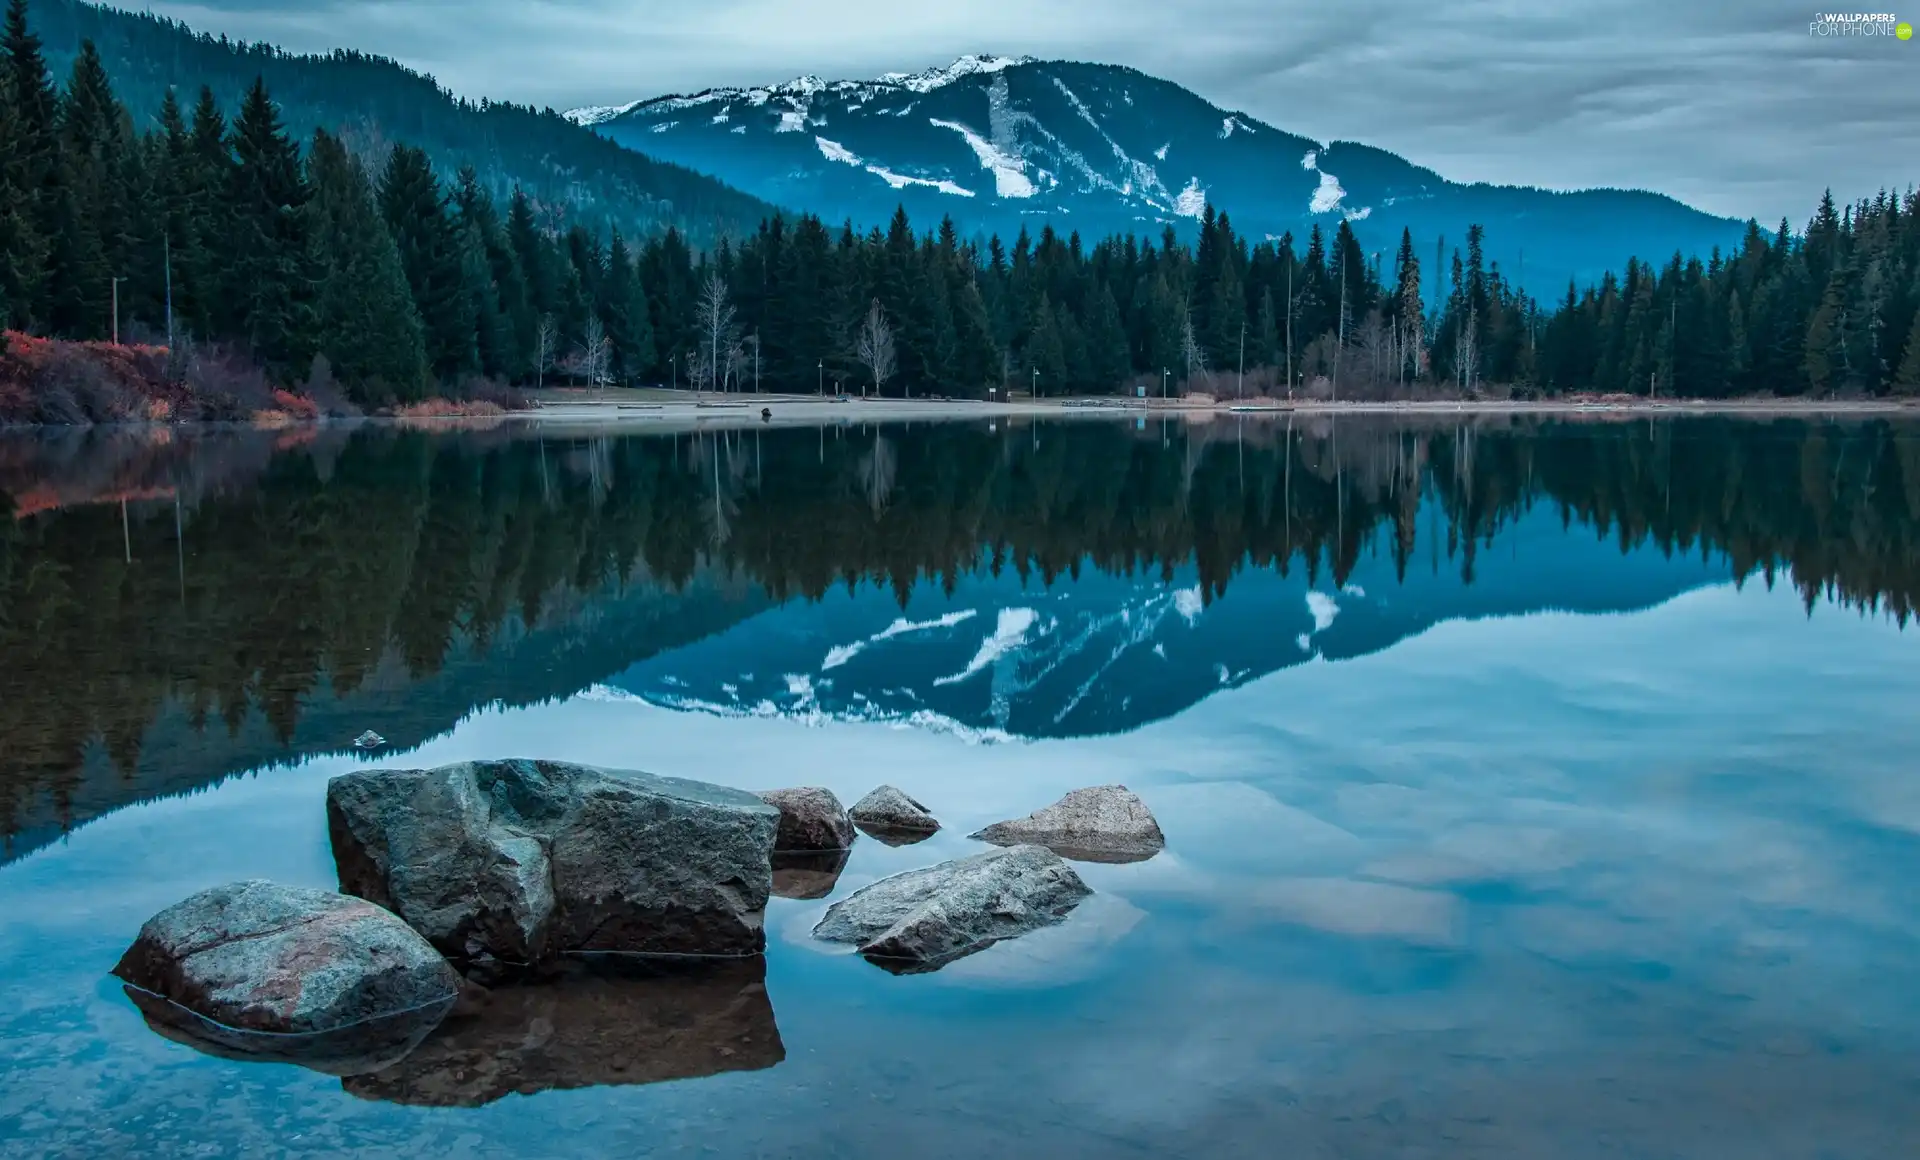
[2,415,1917,1158]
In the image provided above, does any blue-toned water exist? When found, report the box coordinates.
[2,417,1917,1157]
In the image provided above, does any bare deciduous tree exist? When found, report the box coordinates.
[578,315,610,386]
[855,299,897,396]
[535,315,558,390]
[695,273,737,395]
[1180,308,1209,390]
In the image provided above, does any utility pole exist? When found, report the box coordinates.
[164,235,174,347]
[1237,320,1245,401]
[111,276,127,345]
[1334,256,1347,404]
[1285,259,1294,401]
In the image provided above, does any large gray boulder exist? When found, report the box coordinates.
[344,957,783,1107]
[329,759,781,963]
[755,787,855,851]
[848,785,941,845]
[812,845,1091,972]
[970,785,1166,863]
[113,880,459,1075]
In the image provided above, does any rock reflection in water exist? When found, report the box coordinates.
[122,986,454,1078]
[852,822,937,848]
[770,848,852,899]
[343,955,783,1107]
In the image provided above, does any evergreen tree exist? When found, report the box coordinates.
[225,77,312,372]
[306,128,428,398]
[380,143,474,380]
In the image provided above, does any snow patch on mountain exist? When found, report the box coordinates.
[1306,591,1340,632]
[1301,150,1371,220]
[565,100,641,127]
[1174,586,1204,623]
[1219,116,1255,139]
[650,122,675,134]
[930,118,1034,198]
[817,136,974,197]
[935,607,1039,686]
[820,608,981,671]
[1173,178,1207,219]
[881,54,1034,93]
[1154,142,1170,160]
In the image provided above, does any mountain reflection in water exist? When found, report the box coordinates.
[3,416,1917,863]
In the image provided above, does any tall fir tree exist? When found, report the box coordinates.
[225,77,313,372]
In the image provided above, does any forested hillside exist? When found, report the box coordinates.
[24,0,775,246]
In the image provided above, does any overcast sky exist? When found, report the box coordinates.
[142,0,1914,223]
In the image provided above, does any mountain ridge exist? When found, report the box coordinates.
[570,54,1745,293]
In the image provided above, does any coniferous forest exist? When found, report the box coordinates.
[0,0,1916,418]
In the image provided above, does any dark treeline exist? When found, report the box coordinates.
[5,416,1918,847]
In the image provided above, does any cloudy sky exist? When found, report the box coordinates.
[142,0,1914,223]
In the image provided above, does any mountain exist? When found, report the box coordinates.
[28,0,777,246]
[572,56,1745,293]
[604,497,1726,741]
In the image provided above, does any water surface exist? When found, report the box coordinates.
[2,416,1917,1157]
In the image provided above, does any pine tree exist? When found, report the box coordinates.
[2,0,57,329]
[226,77,313,373]
[47,42,124,338]
[1893,307,1920,396]
[380,143,474,381]
[306,128,428,398]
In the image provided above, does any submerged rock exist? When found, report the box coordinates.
[970,785,1166,863]
[770,848,853,900]
[755,787,856,852]
[113,880,459,1075]
[812,845,1091,972]
[344,956,783,1106]
[848,785,941,843]
[329,759,781,963]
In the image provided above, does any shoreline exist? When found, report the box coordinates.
[516,391,1920,431]
[4,393,1914,436]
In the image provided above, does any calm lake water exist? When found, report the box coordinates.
[2,415,1918,1158]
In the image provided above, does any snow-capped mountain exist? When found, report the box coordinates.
[600,499,1727,742]
[570,56,1742,292]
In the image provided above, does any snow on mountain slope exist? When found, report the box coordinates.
[571,57,1742,292]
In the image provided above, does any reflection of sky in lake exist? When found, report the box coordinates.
[4,572,1918,1156]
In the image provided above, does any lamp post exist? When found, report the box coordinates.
[670,354,678,392]
[1161,367,1169,400]
[1031,368,1039,399]
[818,359,823,396]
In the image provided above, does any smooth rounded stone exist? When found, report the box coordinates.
[770,848,852,900]
[329,759,781,962]
[848,785,940,838]
[343,956,784,1107]
[755,787,856,852]
[113,880,460,1072]
[969,785,1166,863]
[812,845,1092,972]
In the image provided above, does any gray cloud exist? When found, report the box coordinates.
[142,0,1917,222]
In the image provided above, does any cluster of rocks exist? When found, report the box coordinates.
[113,760,1163,1087]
